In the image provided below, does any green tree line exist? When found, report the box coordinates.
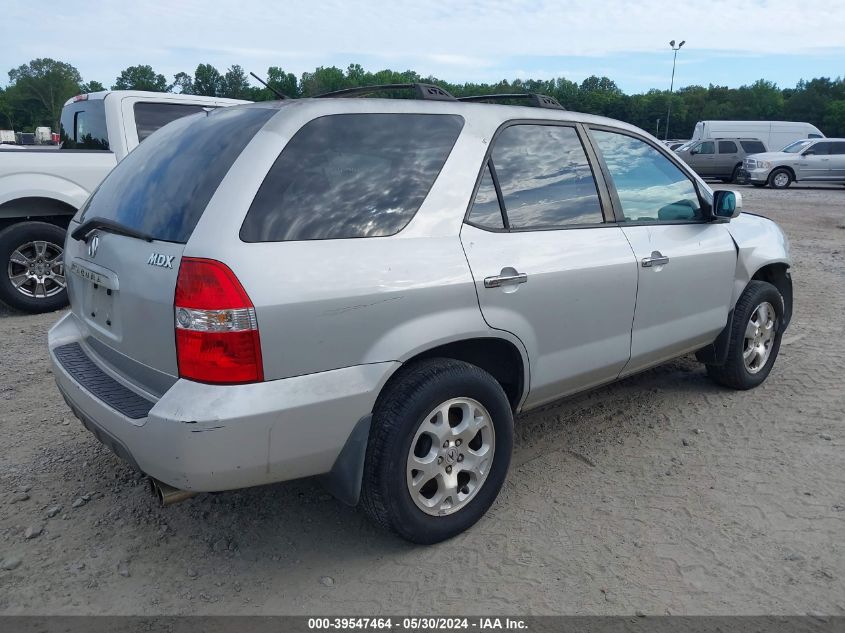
[2,58,845,138]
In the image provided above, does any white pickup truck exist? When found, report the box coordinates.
[0,90,248,312]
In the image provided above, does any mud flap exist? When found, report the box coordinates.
[695,309,734,366]
[317,414,372,506]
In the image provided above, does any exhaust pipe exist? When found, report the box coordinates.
[149,477,197,506]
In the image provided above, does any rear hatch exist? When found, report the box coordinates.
[65,105,275,396]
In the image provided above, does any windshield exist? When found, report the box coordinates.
[675,141,695,152]
[782,140,813,153]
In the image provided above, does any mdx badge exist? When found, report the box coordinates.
[147,253,175,269]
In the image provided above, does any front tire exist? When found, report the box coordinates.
[768,168,792,189]
[360,359,513,544]
[706,281,784,390]
[0,222,68,313]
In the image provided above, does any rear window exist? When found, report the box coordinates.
[80,106,275,243]
[134,102,210,142]
[740,140,766,153]
[60,99,109,150]
[240,113,464,242]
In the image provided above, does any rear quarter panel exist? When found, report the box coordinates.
[219,236,499,380]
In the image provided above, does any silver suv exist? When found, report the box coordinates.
[48,85,793,544]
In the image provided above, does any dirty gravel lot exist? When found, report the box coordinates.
[1,184,843,616]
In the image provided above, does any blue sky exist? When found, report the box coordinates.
[3,0,844,93]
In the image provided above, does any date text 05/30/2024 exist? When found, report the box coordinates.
[307,617,528,630]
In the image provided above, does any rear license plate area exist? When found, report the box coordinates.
[70,259,120,334]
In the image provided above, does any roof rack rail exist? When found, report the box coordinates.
[457,93,565,110]
[314,83,456,101]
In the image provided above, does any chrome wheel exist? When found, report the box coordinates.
[743,301,777,374]
[772,172,790,188]
[8,240,65,299]
[406,397,495,516]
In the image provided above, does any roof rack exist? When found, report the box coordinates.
[315,83,456,101]
[457,93,565,110]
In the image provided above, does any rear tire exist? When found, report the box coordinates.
[360,358,513,544]
[768,168,792,189]
[705,281,784,390]
[0,222,68,313]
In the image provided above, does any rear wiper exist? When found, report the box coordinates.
[71,217,154,243]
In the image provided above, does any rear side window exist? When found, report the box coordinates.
[829,142,845,155]
[485,124,604,229]
[718,141,738,154]
[740,140,766,153]
[81,106,275,243]
[240,114,464,241]
[134,102,209,142]
[60,99,109,150]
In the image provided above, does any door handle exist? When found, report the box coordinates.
[641,251,670,268]
[484,272,528,288]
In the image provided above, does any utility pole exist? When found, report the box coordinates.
[666,39,685,141]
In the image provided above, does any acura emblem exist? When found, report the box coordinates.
[87,233,100,258]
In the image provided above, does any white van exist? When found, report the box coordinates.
[34,126,52,144]
[692,121,824,152]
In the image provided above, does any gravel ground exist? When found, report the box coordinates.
[0,184,843,616]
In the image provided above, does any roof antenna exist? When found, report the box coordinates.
[250,72,289,100]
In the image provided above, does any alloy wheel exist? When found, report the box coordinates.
[7,240,65,299]
[406,397,496,516]
[743,301,777,374]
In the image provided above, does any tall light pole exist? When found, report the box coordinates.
[665,39,685,140]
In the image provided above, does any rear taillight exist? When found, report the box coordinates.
[174,258,264,384]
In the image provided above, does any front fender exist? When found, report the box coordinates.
[726,212,791,308]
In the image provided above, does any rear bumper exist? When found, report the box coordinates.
[48,312,397,492]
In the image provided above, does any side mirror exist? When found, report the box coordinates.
[802,149,815,156]
[689,148,698,155]
[713,190,742,220]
